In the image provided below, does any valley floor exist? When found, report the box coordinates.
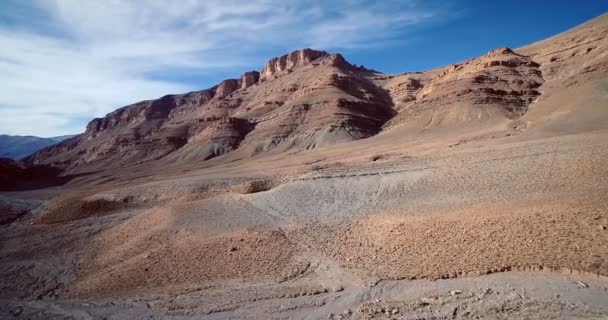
[1,130,608,319]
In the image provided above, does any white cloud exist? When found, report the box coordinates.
[0,0,438,136]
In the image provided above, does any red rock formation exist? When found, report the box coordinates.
[240,71,260,89]
[260,49,327,81]
[215,79,240,98]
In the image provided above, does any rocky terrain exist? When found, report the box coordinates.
[1,13,608,320]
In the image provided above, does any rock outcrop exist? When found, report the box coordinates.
[215,79,240,98]
[260,49,328,81]
[240,71,260,89]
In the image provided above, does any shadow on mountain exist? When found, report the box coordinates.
[0,158,87,191]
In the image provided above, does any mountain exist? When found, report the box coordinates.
[0,134,77,160]
[24,50,396,171]
[26,11,608,174]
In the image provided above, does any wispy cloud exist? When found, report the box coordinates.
[0,0,439,136]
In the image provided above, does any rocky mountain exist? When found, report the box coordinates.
[25,50,394,171]
[0,134,76,160]
[24,13,608,175]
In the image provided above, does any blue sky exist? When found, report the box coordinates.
[1,0,606,137]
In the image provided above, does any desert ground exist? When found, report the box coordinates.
[1,13,608,320]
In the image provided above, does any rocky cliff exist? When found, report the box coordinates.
[26,49,391,170]
[260,49,328,81]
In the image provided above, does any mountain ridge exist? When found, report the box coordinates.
[0,134,76,160]
[24,48,391,170]
[23,13,608,176]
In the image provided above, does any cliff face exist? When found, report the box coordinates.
[240,71,260,89]
[24,13,608,173]
[260,49,328,81]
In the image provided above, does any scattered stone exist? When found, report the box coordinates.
[599,225,606,230]
[450,289,463,296]
[229,246,238,252]
[332,286,344,292]
[391,308,400,315]
[576,281,589,288]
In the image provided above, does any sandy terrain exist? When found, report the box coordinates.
[3,129,608,319]
[1,13,608,320]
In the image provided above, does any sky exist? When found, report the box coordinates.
[1,0,607,137]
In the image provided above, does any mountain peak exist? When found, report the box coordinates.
[260,48,329,81]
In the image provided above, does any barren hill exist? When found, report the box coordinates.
[25,50,395,172]
[27,15,608,175]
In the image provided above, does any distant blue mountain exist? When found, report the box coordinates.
[0,134,77,160]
